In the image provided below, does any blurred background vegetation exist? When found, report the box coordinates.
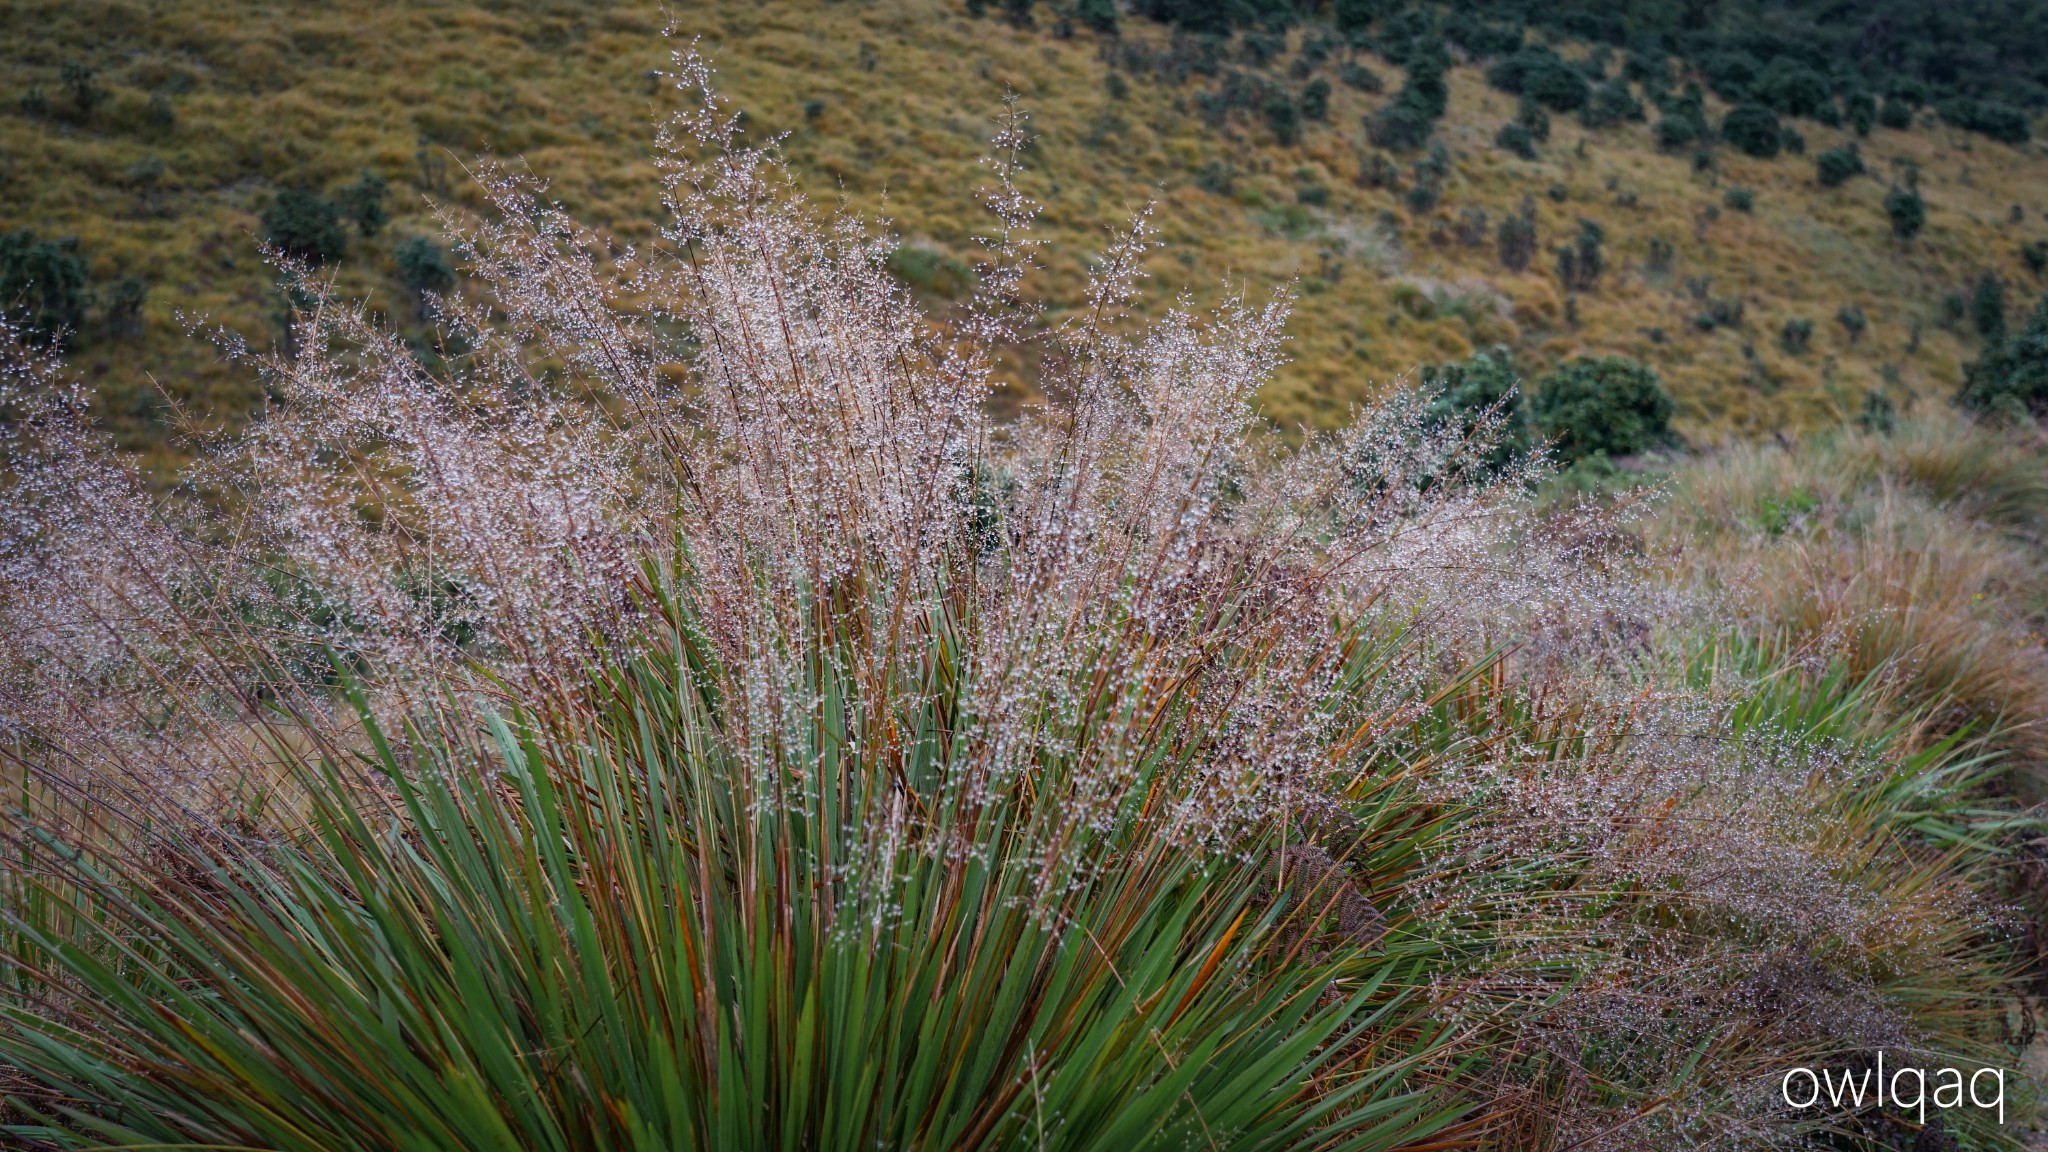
[3,0,2047,475]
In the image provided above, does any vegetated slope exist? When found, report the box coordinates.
[5,0,2048,468]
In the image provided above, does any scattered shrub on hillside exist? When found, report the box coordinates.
[0,229,91,348]
[263,188,346,265]
[1846,90,1876,135]
[1646,235,1673,272]
[1701,48,1763,101]
[1418,344,1529,473]
[1838,303,1869,343]
[1655,112,1700,150]
[59,61,102,121]
[1339,60,1382,92]
[1497,195,1537,271]
[1974,273,2008,340]
[1454,205,1489,246]
[1553,218,1604,293]
[1724,186,1754,212]
[1721,103,1783,158]
[1937,97,2032,145]
[1879,95,1915,129]
[395,234,455,299]
[101,277,147,342]
[2025,240,2048,277]
[145,89,177,132]
[1300,76,1330,120]
[1752,57,1832,119]
[338,171,390,236]
[1781,316,1814,352]
[1581,79,1643,128]
[1494,46,1589,112]
[1262,88,1300,143]
[1693,295,1744,331]
[1076,0,1118,33]
[18,85,47,117]
[1494,119,1535,158]
[1780,125,1805,154]
[1858,386,1898,432]
[1531,354,1675,463]
[1356,150,1399,188]
[1960,293,2048,414]
[1885,185,1926,241]
[1816,143,1864,188]
[1368,97,1433,150]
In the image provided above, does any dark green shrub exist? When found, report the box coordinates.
[1355,151,1398,188]
[2024,241,2048,277]
[1515,93,1550,142]
[885,243,974,298]
[1724,186,1754,212]
[1076,0,1118,33]
[59,61,102,120]
[1332,0,1383,34]
[1582,80,1643,128]
[1300,77,1330,121]
[1885,185,1925,241]
[1655,114,1700,150]
[1368,98,1433,150]
[264,188,346,265]
[338,172,390,236]
[1263,91,1300,143]
[19,86,47,117]
[1721,104,1783,158]
[1700,49,1762,101]
[1487,46,1587,112]
[1942,292,1969,329]
[1973,273,2007,339]
[1815,144,1864,188]
[1419,345,1529,473]
[1531,355,1675,463]
[1936,98,2031,145]
[102,276,147,341]
[395,235,455,297]
[1846,91,1875,136]
[1554,218,1604,292]
[1452,21,1522,58]
[0,229,91,348]
[1780,316,1813,352]
[1495,120,1536,158]
[1960,293,2048,414]
[1879,97,1914,130]
[1752,58,1831,119]
[1779,126,1805,155]
[1837,303,1868,343]
[1339,61,1382,92]
[1496,198,1537,271]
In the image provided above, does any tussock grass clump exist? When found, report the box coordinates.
[0,52,2038,1152]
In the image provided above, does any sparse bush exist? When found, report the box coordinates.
[394,234,455,299]
[1721,103,1783,158]
[1724,186,1754,212]
[1554,218,1604,292]
[101,276,147,341]
[1779,125,1805,154]
[1937,97,2031,145]
[0,228,91,347]
[59,61,102,120]
[19,85,47,117]
[1846,91,1876,135]
[1646,235,1673,272]
[1960,293,2048,413]
[2024,240,2048,276]
[1356,150,1399,188]
[1454,205,1488,246]
[263,188,346,265]
[1781,316,1813,352]
[1655,113,1700,150]
[1368,98,1433,150]
[1885,185,1925,241]
[1838,302,1868,343]
[1497,197,1537,271]
[1419,344,1529,473]
[1300,76,1330,120]
[1076,0,1117,33]
[338,171,390,236]
[1494,119,1536,158]
[1752,58,1831,119]
[1816,144,1864,188]
[1531,354,1675,462]
[1973,273,2007,339]
[1581,79,1643,128]
[1879,96,1914,129]
[1338,60,1382,92]
[1262,89,1300,143]
[1488,45,1587,112]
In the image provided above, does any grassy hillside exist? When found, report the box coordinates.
[6,0,2048,470]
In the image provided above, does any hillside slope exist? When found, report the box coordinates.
[5,0,2048,465]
